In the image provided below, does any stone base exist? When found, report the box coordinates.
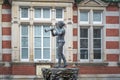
[42,68,79,80]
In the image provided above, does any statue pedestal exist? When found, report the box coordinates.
[42,68,79,80]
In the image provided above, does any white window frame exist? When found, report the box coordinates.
[33,25,51,62]
[20,7,30,20]
[20,24,29,62]
[93,11,103,24]
[55,8,64,21]
[34,7,51,20]
[93,27,103,62]
[79,27,90,62]
[79,10,90,24]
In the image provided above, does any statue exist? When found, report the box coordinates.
[45,21,67,68]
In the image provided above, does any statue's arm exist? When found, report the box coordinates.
[51,29,56,36]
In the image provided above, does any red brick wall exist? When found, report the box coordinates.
[106,5,119,11]
[2,14,11,22]
[106,29,119,36]
[2,41,11,48]
[79,66,120,74]
[73,28,78,36]
[107,54,119,61]
[73,41,78,49]
[2,54,11,62]
[73,16,78,23]
[73,54,77,62]
[106,16,119,24]
[12,65,35,75]
[0,67,11,75]
[106,41,119,49]
[2,28,11,35]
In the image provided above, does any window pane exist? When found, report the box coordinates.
[34,26,41,36]
[43,38,50,47]
[94,39,101,48]
[21,25,28,35]
[35,48,41,59]
[43,25,50,37]
[22,48,28,59]
[22,37,28,47]
[93,12,101,21]
[80,50,88,59]
[94,50,101,59]
[80,39,88,48]
[43,48,50,59]
[43,8,50,18]
[80,29,88,38]
[80,11,88,21]
[35,38,41,47]
[21,8,28,18]
[35,8,41,18]
[56,9,62,18]
[94,29,101,38]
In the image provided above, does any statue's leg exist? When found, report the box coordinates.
[56,43,62,67]
[60,42,67,67]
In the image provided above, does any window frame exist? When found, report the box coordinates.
[93,27,103,62]
[33,25,51,61]
[34,7,51,20]
[79,9,104,63]
[93,11,103,24]
[20,7,30,20]
[79,27,90,62]
[55,8,64,21]
[20,24,29,62]
[79,10,90,24]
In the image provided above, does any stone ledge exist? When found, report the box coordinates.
[74,62,108,66]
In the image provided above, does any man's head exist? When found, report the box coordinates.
[58,21,65,28]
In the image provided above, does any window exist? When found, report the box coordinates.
[56,8,64,20]
[34,8,51,20]
[34,8,41,19]
[20,7,29,20]
[79,11,89,24]
[93,28,102,60]
[34,25,51,61]
[20,25,29,61]
[79,9,103,62]
[79,27,102,62]
[80,28,89,61]
[93,11,102,24]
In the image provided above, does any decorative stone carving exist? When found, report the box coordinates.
[42,68,79,80]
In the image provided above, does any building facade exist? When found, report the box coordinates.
[0,0,120,80]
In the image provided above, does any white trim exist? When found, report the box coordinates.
[106,24,119,28]
[2,49,12,54]
[106,37,119,41]
[106,49,120,54]
[2,22,11,28]
[106,11,119,16]
[2,36,11,41]
[2,9,11,14]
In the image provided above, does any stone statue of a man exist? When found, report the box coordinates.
[51,21,67,68]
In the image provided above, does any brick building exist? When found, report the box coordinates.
[0,0,120,80]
